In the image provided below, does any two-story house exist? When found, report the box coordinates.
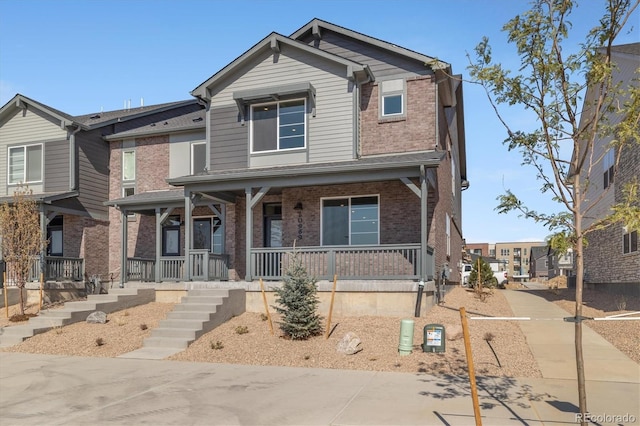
[104,19,467,315]
[0,94,203,285]
[580,43,639,295]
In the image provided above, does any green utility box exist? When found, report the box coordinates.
[422,324,445,353]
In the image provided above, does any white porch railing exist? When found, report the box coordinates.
[251,244,433,281]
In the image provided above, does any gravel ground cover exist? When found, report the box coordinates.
[1,287,637,376]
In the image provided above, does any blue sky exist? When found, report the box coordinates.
[1,0,638,244]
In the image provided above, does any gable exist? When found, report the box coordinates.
[0,107,68,144]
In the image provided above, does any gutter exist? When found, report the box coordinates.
[68,125,82,190]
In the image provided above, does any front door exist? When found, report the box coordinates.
[263,203,282,277]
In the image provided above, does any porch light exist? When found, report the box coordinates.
[294,202,303,211]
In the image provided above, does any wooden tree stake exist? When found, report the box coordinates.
[260,278,274,335]
[460,307,482,426]
[325,275,337,339]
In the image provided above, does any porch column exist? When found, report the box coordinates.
[120,209,128,287]
[420,165,428,282]
[245,189,253,282]
[155,208,161,283]
[184,190,192,281]
[210,204,226,254]
[245,186,270,282]
[39,205,46,281]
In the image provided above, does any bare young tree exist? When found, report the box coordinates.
[467,0,639,422]
[0,186,47,316]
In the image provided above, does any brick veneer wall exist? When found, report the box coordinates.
[108,136,171,278]
[583,141,640,284]
[360,76,437,156]
[62,215,109,278]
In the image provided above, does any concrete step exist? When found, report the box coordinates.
[122,288,246,356]
[166,311,214,321]
[151,328,199,339]
[186,289,230,298]
[158,319,206,329]
[0,288,155,348]
[180,296,224,305]
[172,303,223,312]
[143,336,192,349]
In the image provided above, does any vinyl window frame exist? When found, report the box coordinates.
[379,78,406,119]
[320,195,380,246]
[191,142,206,175]
[8,143,43,185]
[250,98,306,154]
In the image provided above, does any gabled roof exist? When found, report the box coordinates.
[610,42,640,56]
[0,94,83,130]
[191,32,373,99]
[530,246,548,260]
[290,18,450,71]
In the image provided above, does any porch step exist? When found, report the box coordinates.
[119,288,245,360]
[0,289,155,348]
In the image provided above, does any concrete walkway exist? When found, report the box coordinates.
[501,289,640,383]
[1,352,639,425]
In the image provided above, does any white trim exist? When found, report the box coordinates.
[320,194,380,246]
[122,149,136,182]
[249,98,307,154]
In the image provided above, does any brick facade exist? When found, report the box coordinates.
[360,76,438,156]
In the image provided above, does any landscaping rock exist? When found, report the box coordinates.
[337,332,362,355]
[86,311,107,324]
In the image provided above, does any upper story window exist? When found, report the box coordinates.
[380,79,405,118]
[603,148,615,189]
[321,195,379,246]
[8,144,42,184]
[191,142,206,174]
[122,149,136,182]
[500,248,510,256]
[623,229,638,254]
[251,99,306,153]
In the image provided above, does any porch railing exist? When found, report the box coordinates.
[1,257,84,286]
[126,251,230,282]
[251,244,433,281]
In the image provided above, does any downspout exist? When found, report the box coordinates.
[69,125,81,190]
[354,68,373,159]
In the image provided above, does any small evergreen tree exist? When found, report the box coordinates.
[273,253,323,340]
[468,258,497,289]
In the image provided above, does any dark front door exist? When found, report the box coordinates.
[263,203,282,277]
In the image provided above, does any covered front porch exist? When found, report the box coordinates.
[109,153,441,286]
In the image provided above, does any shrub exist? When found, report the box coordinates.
[95,337,105,346]
[273,252,323,340]
[210,341,224,350]
[235,325,249,335]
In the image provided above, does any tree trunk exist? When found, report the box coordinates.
[574,176,588,426]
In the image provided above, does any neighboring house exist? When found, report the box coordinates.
[529,246,549,280]
[0,94,203,283]
[579,43,639,292]
[495,241,545,277]
[547,247,574,279]
[465,243,490,257]
[104,19,467,314]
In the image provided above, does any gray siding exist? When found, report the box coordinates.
[44,139,70,192]
[299,32,430,78]
[0,107,68,196]
[210,105,248,170]
[209,44,354,165]
[76,129,110,219]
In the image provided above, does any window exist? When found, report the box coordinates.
[380,79,405,117]
[322,196,379,246]
[603,148,615,189]
[8,144,43,184]
[191,142,206,174]
[500,248,510,256]
[251,99,305,152]
[623,229,638,254]
[122,149,135,181]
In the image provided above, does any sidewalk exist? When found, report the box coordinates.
[501,289,640,383]
[1,352,639,425]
